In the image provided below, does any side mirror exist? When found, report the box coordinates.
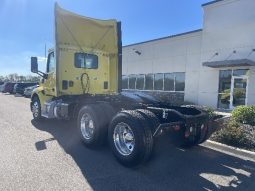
[31,57,38,73]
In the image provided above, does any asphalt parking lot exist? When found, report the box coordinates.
[0,93,255,191]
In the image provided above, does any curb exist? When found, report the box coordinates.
[202,140,255,162]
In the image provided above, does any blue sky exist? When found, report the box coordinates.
[0,0,211,75]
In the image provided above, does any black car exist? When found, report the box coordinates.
[13,83,24,94]
[14,83,38,95]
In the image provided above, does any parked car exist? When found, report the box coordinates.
[13,83,24,94]
[14,83,38,95]
[23,85,39,97]
[2,82,15,94]
[0,82,6,92]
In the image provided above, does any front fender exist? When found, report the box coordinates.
[31,86,53,110]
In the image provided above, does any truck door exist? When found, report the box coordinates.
[43,51,56,96]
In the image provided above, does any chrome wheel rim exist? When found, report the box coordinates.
[32,101,39,118]
[113,122,135,156]
[80,113,95,140]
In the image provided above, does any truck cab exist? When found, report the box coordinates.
[31,3,122,109]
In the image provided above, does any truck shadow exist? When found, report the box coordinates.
[31,119,255,191]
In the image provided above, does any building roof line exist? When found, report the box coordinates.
[202,0,225,7]
[123,29,203,48]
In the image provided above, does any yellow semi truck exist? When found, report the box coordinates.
[30,4,217,167]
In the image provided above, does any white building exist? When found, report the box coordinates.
[122,0,255,110]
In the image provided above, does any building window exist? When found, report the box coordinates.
[122,72,185,92]
[154,74,164,90]
[122,75,128,89]
[175,73,185,92]
[145,74,154,90]
[233,69,249,76]
[164,73,175,91]
[128,74,136,89]
[136,74,145,90]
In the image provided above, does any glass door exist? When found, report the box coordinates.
[230,76,248,109]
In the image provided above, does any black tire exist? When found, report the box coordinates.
[198,119,220,144]
[31,96,43,121]
[96,102,117,123]
[108,110,153,167]
[197,123,209,144]
[136,109,160,135]
[77,105,108,147]
[181,105,211,144]
[93,103,116,143]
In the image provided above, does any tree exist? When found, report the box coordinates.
[7,73,19,82]
[19,75,26,82]
[0,76,5,82]
[26,75,40,82]
[0,74,40,82]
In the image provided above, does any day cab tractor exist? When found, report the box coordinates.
[30,4,221,167]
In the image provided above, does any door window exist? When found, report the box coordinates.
[232,78,247,108]
[218,70,232,109]
[47,52,55,73]
[218,69,248,109]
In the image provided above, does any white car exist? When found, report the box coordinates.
[23,85,39,97]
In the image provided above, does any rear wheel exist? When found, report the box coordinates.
[97,102,117,122]
[108,110,153,167]
[77,105,108,147]
[31,97,43,121]
[136,109,160,135]
[198,123,209,144]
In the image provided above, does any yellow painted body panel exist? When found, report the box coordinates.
[54,4,120,96]
[31,86,53,106]
[43,71,57,96]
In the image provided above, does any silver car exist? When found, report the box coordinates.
[23,85,39,97]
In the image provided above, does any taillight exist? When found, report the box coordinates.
[173,124,181,131]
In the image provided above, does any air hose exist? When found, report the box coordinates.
[81,73,90,94]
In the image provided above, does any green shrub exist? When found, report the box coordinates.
[212,120,253,148]
[204,107,215,120]
[232,106,255,126]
